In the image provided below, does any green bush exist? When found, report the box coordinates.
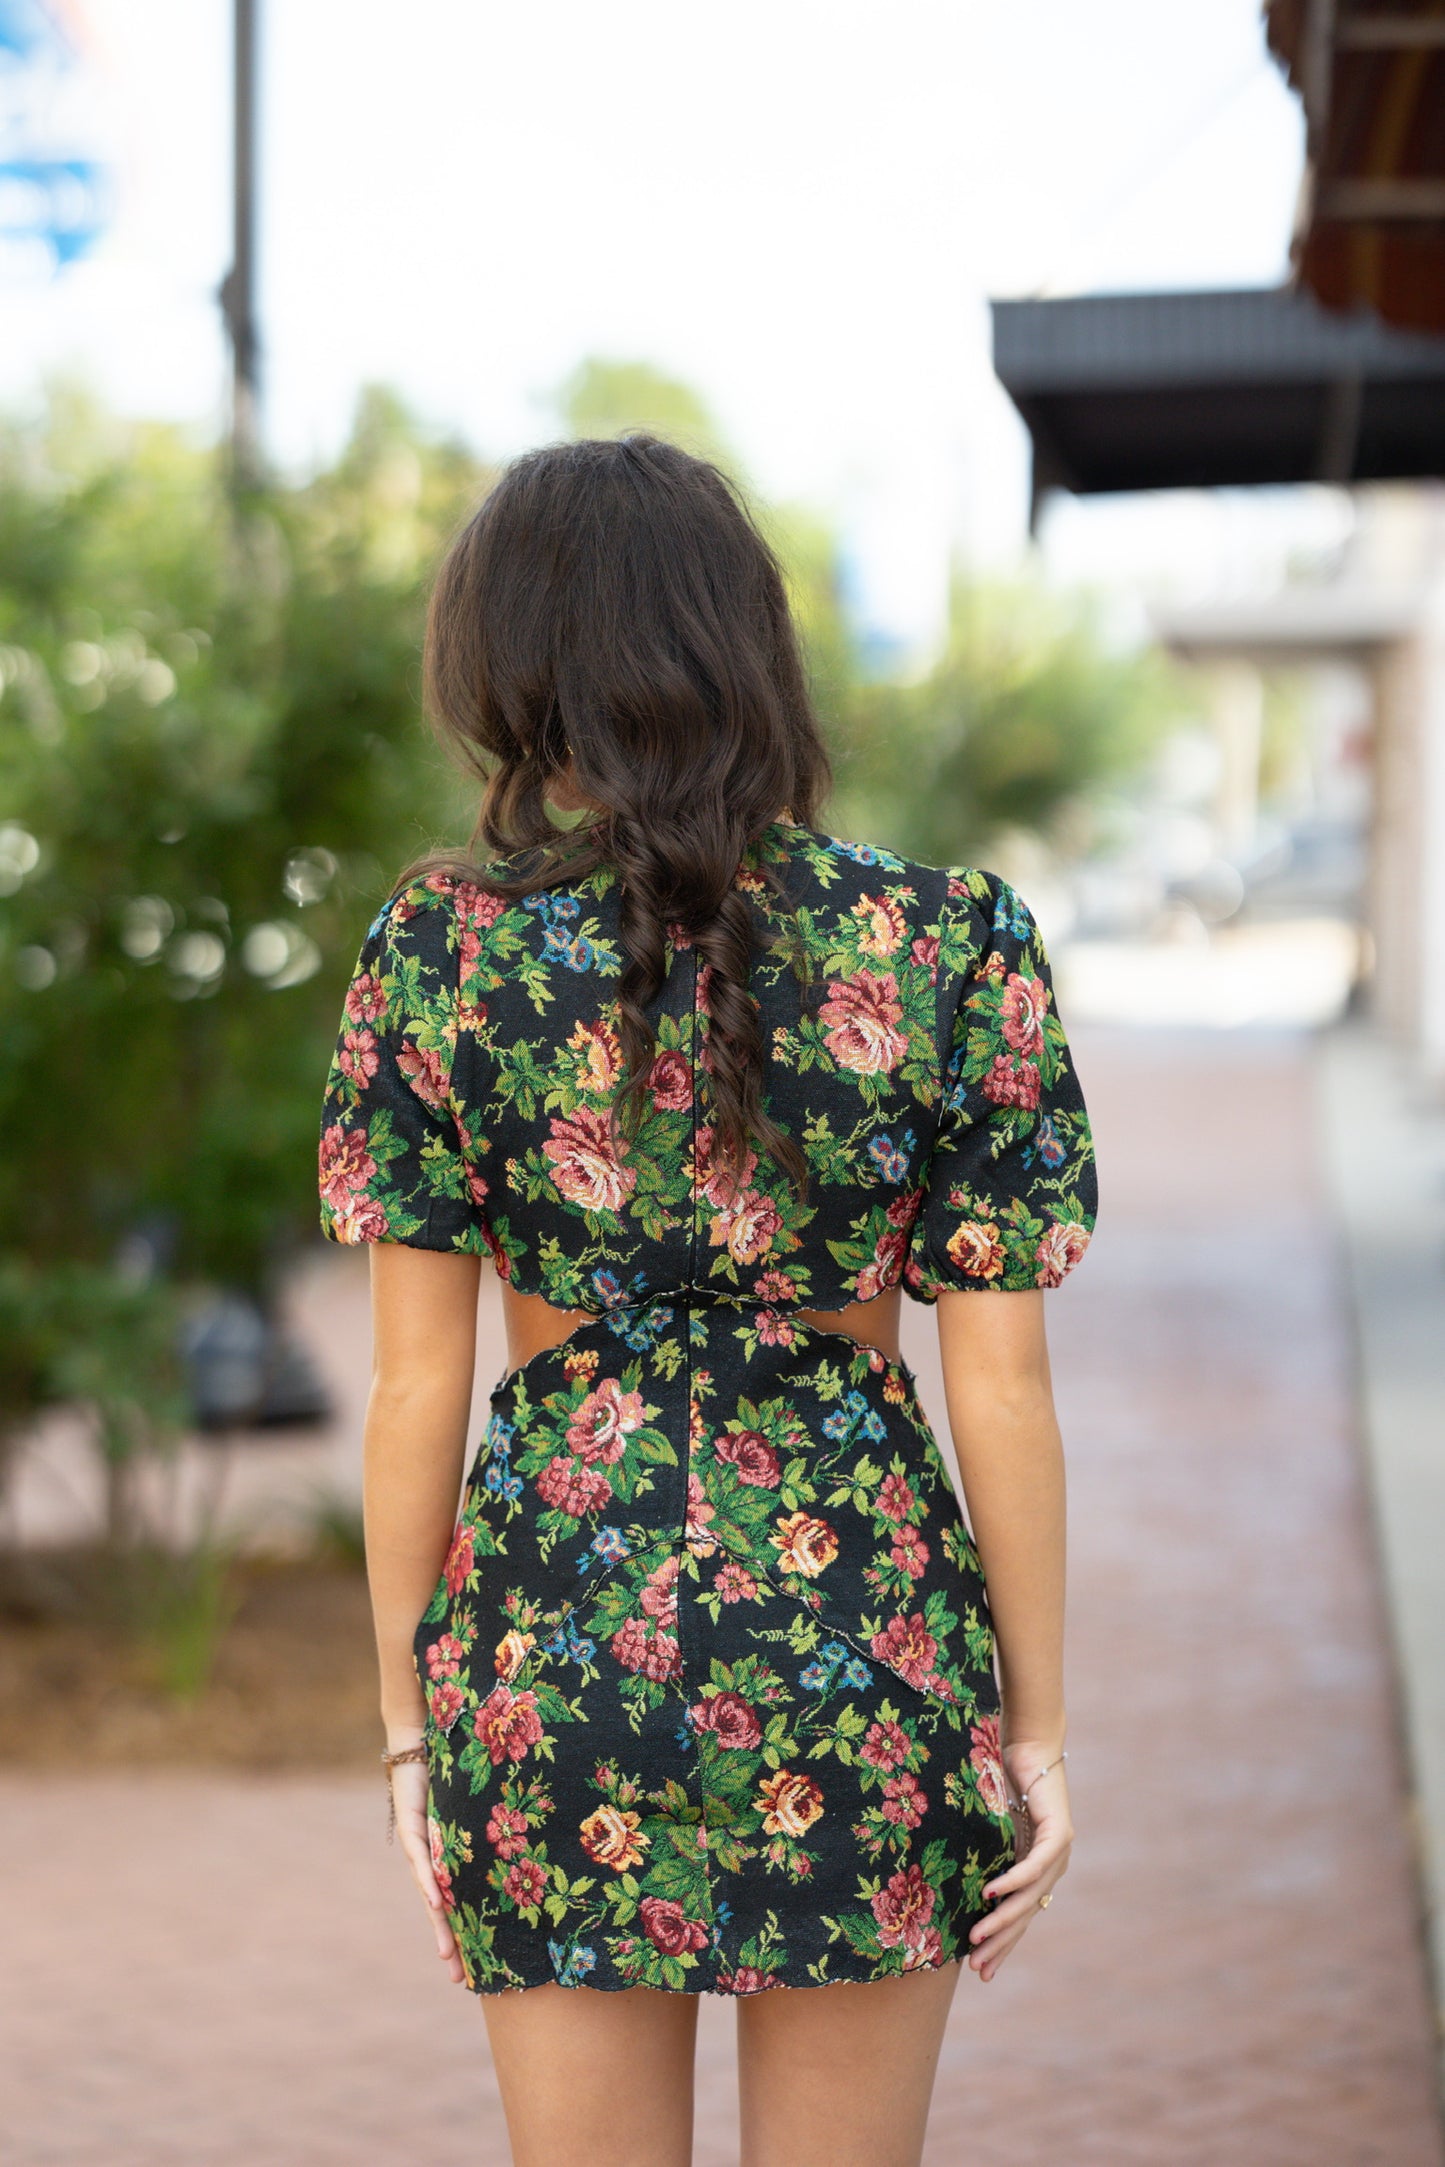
[0,385,488,1303]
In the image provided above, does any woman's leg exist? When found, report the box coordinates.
[481,1982,700,2167]
[736,1962,963,2167]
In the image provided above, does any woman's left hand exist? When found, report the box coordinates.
[965,1739,1073,1983]
[388,1734,467,1987]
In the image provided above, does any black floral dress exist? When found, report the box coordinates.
[318,818,1097,1998]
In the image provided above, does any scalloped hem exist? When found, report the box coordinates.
[454,1949,971,1999]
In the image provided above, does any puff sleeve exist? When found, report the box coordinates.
[317,889,490,1252]
[906,869,1097,1297]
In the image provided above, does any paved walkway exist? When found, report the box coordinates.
[2,1027,1441,2166]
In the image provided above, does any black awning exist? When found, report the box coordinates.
[990,286,1445,518]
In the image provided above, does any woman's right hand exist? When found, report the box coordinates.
[965,1738,1073,1982]
[388,1735,468,1987]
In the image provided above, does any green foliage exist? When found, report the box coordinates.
[0,384,492,1299]
[557,357,734,468]
[0,1254,187,1539]
[117,1534,243,1701]
[830,575,1186,866]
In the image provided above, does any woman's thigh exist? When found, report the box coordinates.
[481,1982,700,2167]
[736,1961,964,2167]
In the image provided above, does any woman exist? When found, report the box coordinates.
[318,433,1096,2167]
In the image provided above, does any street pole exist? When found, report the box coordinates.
[219,0,260,488]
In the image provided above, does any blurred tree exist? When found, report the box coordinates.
[0,383,490,1317]
[557,357,735,470]
[830,574,1186,866]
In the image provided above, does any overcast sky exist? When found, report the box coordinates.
[4,0,1315,653]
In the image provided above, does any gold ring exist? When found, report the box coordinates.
[1038,1893,1053,1909]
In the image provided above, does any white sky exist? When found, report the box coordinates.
[2,0,1314,653]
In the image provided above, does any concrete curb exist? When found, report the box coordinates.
[1317,1019,1445,2099]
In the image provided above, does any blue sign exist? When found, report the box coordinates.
[0,154,106,261]
[0,0,109,267]
[0,1,64,62]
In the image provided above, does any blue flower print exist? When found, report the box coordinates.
[1029,1114,1067,1171]
[867,1131,916,1184]
[548,1939,598,1987]
[993,883,1035,944]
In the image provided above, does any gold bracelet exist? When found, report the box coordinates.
[381,1742,429,1843]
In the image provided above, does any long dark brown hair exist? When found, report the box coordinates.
[416,433,832,1193]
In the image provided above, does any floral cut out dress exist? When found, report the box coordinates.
[319,819,1097,1998]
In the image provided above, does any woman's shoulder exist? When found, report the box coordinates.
[780,821,1011,923]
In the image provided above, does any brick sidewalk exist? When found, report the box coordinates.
[1,1028,1440,2166]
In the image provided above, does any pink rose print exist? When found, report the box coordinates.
[449,881,507,935]
[716,1966,778,1995]
[709,1187,782,1265]
[639,1898,709,1956]
[566,1378,645,1465]
[871,1863,937,1949]
[318,1124,377,1210]
[981,1053,1041,1110]
[542,1106,638,1214]
[818,970,908,1076]
[396,1039,450,1113]
[329,1197,389,1244]
[1035,1218,1091,1287]
[714,1561,758,1604]
[869,1612,939,1691]
[536,1455,614,1518]
[684,1470,718,1556]
[689,1689,763,1751]
[474,1684,544,1766]
[648,1049,693,1111]
[609,1615,683,1682]
[639,1554,680,1628]
[969,1713,1013,1819]
[443,1524,475,1597]
[901,1926,944,1970]
[713,1429,781,1488]
[1001,971,1047,1056]
[692,1126,759,1209]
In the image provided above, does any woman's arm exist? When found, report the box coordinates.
[935,1285,1073,1981]
[366,1243,481,1734]
[364,1243,482,1985]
